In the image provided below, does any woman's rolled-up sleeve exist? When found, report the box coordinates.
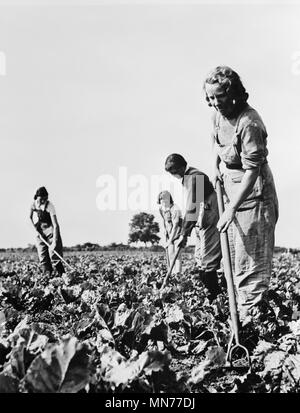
[171,206,181,224]
[240,122,267,170]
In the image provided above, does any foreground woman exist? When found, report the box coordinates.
[30,186,65,276]
[204,66,279,321]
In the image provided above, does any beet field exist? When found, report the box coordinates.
[1,250,300,393]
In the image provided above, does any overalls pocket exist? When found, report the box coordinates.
[227,169,263,211]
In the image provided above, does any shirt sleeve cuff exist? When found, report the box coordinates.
[241,153,264,169]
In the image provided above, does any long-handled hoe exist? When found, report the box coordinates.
[215,180,251,369]
[159,244,182,295]
[37,233,75,271]
[165,245,170,270]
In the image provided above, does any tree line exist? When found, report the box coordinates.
[0,212,295,253]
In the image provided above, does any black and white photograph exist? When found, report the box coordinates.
[0,0,300,399]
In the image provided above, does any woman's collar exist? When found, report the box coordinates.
[181,165,190,182]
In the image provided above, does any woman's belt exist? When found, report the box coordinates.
[225,163,243,170]
[225,160,268,170]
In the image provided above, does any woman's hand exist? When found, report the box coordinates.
[217,207,236,232]
[49,243,56,252]
[34,224,41,236]
[175,235,187,248]
[212,167,223,189]
[164,240,171,249]
[164,235,170,249]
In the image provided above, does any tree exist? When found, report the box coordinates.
[27,243,36,252]
[128,212,160,246]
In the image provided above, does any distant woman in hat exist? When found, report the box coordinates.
[30,187,65,276]
[158,190,182,275]
[203,66,279,321]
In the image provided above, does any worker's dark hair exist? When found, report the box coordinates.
[165,154,187,174]
[157,190,174,205]
[203,66,249,107]
[34,186,48,200]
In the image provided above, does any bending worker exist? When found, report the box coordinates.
[165,154,222,301]
[30,186,65,276]
[158,190,183,275]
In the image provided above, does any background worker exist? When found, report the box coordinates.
[29,186,65,276]
[158,190,183,275]
[165,154,222,301]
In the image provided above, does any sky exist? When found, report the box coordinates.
[0,0,300,248]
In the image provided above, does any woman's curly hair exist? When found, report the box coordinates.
[203,66,249,107]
